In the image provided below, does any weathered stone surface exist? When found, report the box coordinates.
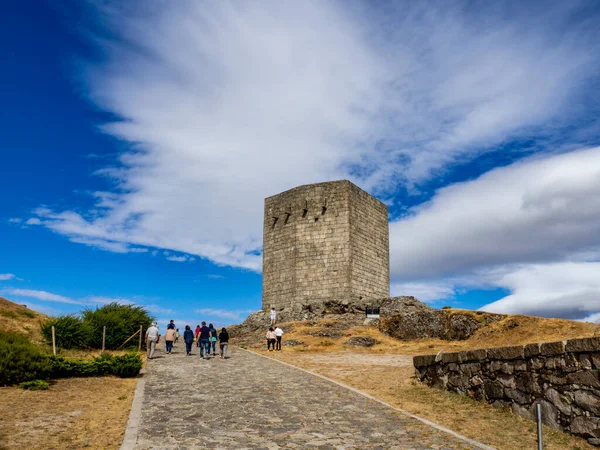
[570,417,600,438]
[344,336,380,347]
[413,354,436,368]
[574,390,600,415]
[540,340,566,356]
[566,337,600,353]
[567,370,600,388]
[524,343,541,358]
[487,345,524,360]
[414,337,600,444]
[441,352,461,364]
[263,181,389,312]
[461,348,487,362]
[283,339,304,347]
[545,388,572,415]
[135,345,482,449]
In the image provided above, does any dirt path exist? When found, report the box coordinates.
[127,345,487,449]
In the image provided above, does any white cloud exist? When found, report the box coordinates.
[29,1,598,272]
[84,296,136,306]
[5,289,82,305]
[207,274,225,280]
[25,218,42,226]
[8,218,22,224]
[0,274,15,281]
[165,254,194,263]
[390,147,600,280]
[480,262,600,320]
[195,308,253,323]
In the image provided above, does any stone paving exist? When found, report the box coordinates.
[131,343,485,449]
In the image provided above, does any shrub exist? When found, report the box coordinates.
[41,315,89,349]
[48,353,142,379]
[0,330,51,386]
[82,303,152,350]
[442,306,452,309]
[112,353,143,378]
[19,380,49,390]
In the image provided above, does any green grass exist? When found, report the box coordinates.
[18,380,50,390]
[0,310,18,319]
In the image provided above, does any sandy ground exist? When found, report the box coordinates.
[259,349,596,450]
[0,377,137,450]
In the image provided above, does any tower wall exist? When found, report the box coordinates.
[262,180,389,312]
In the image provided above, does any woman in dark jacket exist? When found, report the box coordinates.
[218,328,229,359]
[183,325,195,356]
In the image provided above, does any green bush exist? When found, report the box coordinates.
[112,353,143,378]
[0,330,51,386]
[19,380,49,390]
[48,353,142,379]
[82,303,152,350]
[1,310,18,319]
[41,315,89,349]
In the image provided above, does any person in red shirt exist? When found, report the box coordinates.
[194,325,201,347]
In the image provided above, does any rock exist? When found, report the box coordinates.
[573,390,600,415]
[484,381,504,399]
[283,340,304,347]
[570,417,600,438]
[566,337,600,353]
[487,345,525,360]
[588,437,600,446]
[307,330,343,339]
[566,370,600,388]
[540,341,566,356]
[545,388,572,415]
[345,336,380,347]
[534,399,560,429]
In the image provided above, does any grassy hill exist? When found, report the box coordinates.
[0,296,49,344]
[239,311,600,355]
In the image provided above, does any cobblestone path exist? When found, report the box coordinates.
[131,345,485,449]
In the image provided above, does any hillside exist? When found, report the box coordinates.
[0,296,49,343]
[235,311,600,355]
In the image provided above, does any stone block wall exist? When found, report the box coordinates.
[262,180,389,312]
[413,337,600,445]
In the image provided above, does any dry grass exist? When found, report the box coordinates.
[0,377,137,450]
[259,350,594,450]
[0,296,48,344]
[245,314,600,356]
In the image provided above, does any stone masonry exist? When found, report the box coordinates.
[413,336,600,446]
[262,180,389,312]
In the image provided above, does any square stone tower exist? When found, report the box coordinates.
[262,180,389,312]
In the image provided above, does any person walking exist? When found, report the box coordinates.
[145,322,160,359]
[199,321,211,359]
[208,323,217,356]
[275,326,284,351]
[183,325,194,356]
[195,324,201,347]
[175,328,180,343]
[270,307,277,325]
[167,319,176,330]
[164,326,176,354]
[219,327,229,359]
[266,327,276,351]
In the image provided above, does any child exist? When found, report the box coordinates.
[175,328,180,343]
[219,327,229,359]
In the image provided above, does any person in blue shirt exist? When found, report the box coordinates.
[208,323,217,355]
[199,321,211,359]
[183,325,194,356]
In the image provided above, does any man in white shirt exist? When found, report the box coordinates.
[275,326,284,351]
[145,322,160,359]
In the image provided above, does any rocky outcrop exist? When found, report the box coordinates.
[345,336,380,347]
[414,336,600,446]
[380,299,504,341]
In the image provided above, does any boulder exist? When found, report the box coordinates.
[345,336,380,347]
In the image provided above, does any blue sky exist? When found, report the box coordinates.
[1,1,600,326]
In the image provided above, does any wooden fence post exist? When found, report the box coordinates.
[138,325,143,352]
[51,325,56,355]
[102,326,106,352]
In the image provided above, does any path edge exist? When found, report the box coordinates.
[119,369,146,450]
[241,348,495,450]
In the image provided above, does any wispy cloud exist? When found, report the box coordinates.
[29,1,599,273]
[207,274,224,280]
[8,218,22,224]
[5,289,82,305]
[166,254,195,263]
[0,274,16,281]
[25,218,42,226]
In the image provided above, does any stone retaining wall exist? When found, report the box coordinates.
[413,337,600,446]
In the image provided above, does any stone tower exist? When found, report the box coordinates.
[262,180,389,312]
